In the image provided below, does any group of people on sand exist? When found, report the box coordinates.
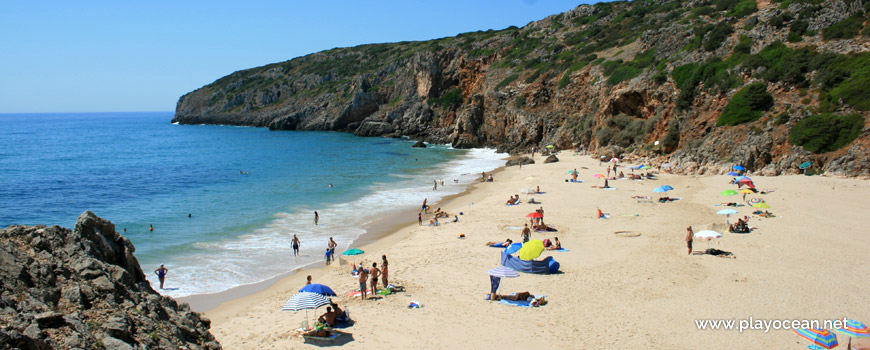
[506,194,521,205]
[352,255,404,300]
[729,218,750,233]
[481,172,493,182]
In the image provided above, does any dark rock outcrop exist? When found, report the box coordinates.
[411,140,427,148]
[0,211,221,350]
[543,155,560,164]
[172,0,870,176]
[505,157,535,166]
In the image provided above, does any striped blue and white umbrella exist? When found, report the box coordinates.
[281,292,331,311]
[487,266,520,278]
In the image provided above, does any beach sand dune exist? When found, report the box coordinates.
[198,154,870,349]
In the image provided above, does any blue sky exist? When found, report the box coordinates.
[0,1,593,113]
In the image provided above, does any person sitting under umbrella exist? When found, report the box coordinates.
[318,306,336,327]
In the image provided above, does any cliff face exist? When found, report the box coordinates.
[174,0,870,176]
[0,211,221,350]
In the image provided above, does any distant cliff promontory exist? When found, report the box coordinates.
[174,0,870,176]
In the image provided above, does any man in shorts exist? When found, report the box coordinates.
[369,262,381,294]
[358,267,369,300]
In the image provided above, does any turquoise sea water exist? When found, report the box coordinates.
[0,112,505,297]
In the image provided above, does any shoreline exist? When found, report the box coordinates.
[178,156,510,312]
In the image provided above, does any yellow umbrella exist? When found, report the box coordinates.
[518,240,545,260]
[738,189,754,194]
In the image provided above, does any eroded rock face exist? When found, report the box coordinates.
[0,211,221,350]
[505,157,535,166]
[543,155,560,163]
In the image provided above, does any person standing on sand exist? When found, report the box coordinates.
[359,267,369,300]
[154,265,168,289]
[686,226,694,255]
[306,275,312,285]
[521,224,531,243]
[292,234,301,256]
[370,262,381,293]
[418,212,422,225]
[422,198,429,214]
[381,255,389,288]
[314,211,319,226]
[328,237,337,258]
[607,166,611,178]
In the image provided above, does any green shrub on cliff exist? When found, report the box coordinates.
[789,114,865,153]
[427,88,462,109]
[717,82,774,126]
[823,14,864,40]
[495,74,519,90]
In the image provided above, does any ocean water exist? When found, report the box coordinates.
[0,112,505,297]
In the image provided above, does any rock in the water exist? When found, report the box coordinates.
[411,140,427,148]
[505,157,535,166]
[0,211,222,349]
[544,155,559,163]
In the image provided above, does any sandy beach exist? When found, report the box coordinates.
[193,153,870,349]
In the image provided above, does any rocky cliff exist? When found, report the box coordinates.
[0,211,221,350]
[174,0,870,176]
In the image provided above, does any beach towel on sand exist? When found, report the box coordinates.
[555,248,570,252]
[506,203,521,206]
[498,295,546,307]
[345,289,373,297]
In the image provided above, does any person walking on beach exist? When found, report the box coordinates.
[381,255,389,288]
[422,198,429,214]
[291,234,301,256]
[314,211,319,226]
[154,265,168,289]
[370,262,381,293]
[606,166,611,178]
[521,224,531,243]
[686,226,694,255]
[418,212,422,225]
[359,267,369,300]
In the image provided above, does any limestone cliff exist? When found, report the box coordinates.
[174,0,870,176]
[0,211,221,350]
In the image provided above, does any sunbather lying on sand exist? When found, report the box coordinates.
[492,292,547,306]
[486,239,513,247]
[705,248,736,259]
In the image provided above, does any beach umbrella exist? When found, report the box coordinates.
[342,248,364,256]
[693,230,722,240]
[735,175,752,181]
[737,178,756,189]
[753,202,770,208]
[835,319,870,347]
[487,266,519,295]
[518,240,545,260]
[738,189,754,194]
[661,163,672,168]
[653,186,670,193]
[545,145,554,149]
[727,172,739,176]
[487,266,520,278]
[637,165,647,169]
[504,242,523,255]
[593,173,605,185]
[800,161,813,169]
[525,212,543,218]
[733,165,746,171]
[299,283,337,296]
[747,198,765,206]
[721,190,738,196]
[282,292,332,324]
[794,329,838,349]
[716,209,738,215]
[662,185,674,190]
[610,157,619,163]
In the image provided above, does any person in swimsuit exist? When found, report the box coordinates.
[149,224,154,232]
[546,237,562,250]
[418,212,422,225]
[521,224,531,243]
[154,264,168,289]
[369,262,381,294]
[291,234,300,256]
[318,306,336,327]
[306,275,312,285]
[314,211,319,225]
[328,237,337,258]
[381,255,389,289]
[686,226,694,255]
[358,267,369,300]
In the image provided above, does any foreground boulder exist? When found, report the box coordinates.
[0,211,221,350]
[544,155,559,163]
[411,140,427,148]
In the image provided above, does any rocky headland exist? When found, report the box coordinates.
[0,211,220,350]
[173,0,870,176]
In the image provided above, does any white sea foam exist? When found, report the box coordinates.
[149,148,506,297]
